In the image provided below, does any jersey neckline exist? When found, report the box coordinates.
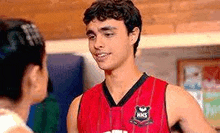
[102,72,149,107]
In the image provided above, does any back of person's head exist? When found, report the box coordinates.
[0,18,46,102]
[83,0,142,56]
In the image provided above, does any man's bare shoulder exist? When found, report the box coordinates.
[67,94,83,133]
[166,84,192,103]
[166,84,187,95]
[70,95,83,108]
[166,84,202,117]
[165,84,188,126]
[166,84,217,132]
[68,94,83,117]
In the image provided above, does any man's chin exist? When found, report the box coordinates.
[98,66,114,72]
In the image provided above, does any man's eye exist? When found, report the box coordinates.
[88,35,96,40]
[105,33,114,37]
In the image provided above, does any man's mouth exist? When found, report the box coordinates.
[95,52,111,61]
[97,53,109,57]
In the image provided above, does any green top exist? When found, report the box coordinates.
[32,94,60,133]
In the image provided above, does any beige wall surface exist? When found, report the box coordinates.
[136,45,220,85]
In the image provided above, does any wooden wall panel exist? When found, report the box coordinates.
[133,0,170,4]
[0,0,93,40]
[136,3,171,15]
[149,10,212,24]
[142,24,174,34]
[176,21,220,33]
[34,9,86,40]
[0,0,220,40]
[171,0,220,11]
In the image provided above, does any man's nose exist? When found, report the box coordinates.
[94,36,104,49]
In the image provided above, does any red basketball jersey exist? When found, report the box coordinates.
[78,73,170,133]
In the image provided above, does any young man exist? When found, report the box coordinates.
[67,0,217,132]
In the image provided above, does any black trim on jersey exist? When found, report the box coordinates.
[102,72,149,107]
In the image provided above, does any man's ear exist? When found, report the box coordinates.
[129,27,140,46]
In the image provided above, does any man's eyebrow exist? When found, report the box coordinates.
[86,26,117,35]
[86,30,95,36]
[99,26,117,32]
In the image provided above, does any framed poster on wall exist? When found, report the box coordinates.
[177,58,220,129]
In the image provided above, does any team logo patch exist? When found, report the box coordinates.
[130,106,153,127]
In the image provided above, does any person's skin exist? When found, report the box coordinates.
[67,19,217,133]
[0,54,48,133]
[7,127,33,133]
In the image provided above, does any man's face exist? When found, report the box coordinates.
[86,18,134,71]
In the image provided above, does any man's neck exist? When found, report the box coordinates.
[104,66,143,104]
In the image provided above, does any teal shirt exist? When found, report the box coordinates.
[32,94,59,133]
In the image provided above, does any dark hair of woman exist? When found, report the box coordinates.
[0,18,46,102]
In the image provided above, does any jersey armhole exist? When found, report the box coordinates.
[77,94,84,121]
[164,83,172,133]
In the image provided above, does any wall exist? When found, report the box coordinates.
[1,0,220,40]
[134,0,220,35]
[136,45,220,85]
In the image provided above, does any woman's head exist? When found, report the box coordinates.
[0,18,48,103]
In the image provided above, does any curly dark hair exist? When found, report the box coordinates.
[83,0,142,56]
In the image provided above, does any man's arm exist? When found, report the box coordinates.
[166,84,217,133]
[67,95,82,133]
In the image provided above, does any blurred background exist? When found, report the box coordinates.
[0,0,219,132]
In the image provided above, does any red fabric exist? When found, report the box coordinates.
[78,76,170,133]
